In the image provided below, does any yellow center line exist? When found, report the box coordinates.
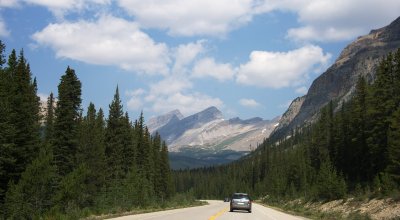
[208,207,229,220]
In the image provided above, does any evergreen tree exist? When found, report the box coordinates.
[1,48,40,203]
[121,112,135,174]
[54,164,91,212]
[4,146,57,219]
[135,113,154,185]
[10,50,41,179]
[334,103,351,176]
[0,40,5,67]
[367,54,396,176]
[44,92,55,144]
[394,49,400,106]
[387,106,400,183]
[152,133,162,197]
[53,66,82,177]
[0,44,17,204]
[77,103,107,201]
[349,76,369,181]
[159,141,173,200]
[105,87,125,180]
[314,159,346,200]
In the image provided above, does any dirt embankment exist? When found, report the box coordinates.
[302,198,400,219]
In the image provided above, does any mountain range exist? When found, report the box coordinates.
[148,16,400,169]
[148,106,279,169]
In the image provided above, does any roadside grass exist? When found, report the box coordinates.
[42,194,207,220]
[86,200,207,220]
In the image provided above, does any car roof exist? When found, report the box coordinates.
[232,193,249,196]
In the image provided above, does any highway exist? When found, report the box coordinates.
[108,200,308,220]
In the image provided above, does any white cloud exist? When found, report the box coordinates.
[150,92,223,116]
[6,0,399,43]
[23,0,110,17]
[192,57,235,81]
[134,76,224,116]
[0,20,9,37]
[115,0,400,40]
[146,76,192,101]
[173,40,206,74]
[127,97,143,111]
[287,26,363,42]
[0,0,18,7]
[125,88,145,97]
[126,88,146,111]
[295,86,308,95]
[32,15,170,75]
[239,98,260,108]
[117,0,255,37]
[236,45,331,88]
[260,0,400,42]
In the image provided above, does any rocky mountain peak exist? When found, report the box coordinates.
[271,16,400,139]
[376,16,400,41]
[147,109,184,133]
[336,16,400,66]
[195,106,223,121]
[156,106,224,144]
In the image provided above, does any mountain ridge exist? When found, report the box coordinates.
[272,16,400,138]
[147,109,184,133]
[151,106,278,154]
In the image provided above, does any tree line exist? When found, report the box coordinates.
[174,49,400,202]
[0,41,173,219]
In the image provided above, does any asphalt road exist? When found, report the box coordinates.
[108,200,308,220]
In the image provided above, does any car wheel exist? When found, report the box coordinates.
[230,208,233,212]
[248,210,252,213]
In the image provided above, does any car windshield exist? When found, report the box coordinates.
[232,194,249,200]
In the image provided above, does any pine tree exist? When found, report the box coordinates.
[367,54,397,177]
[14,51,41,165]
[54,164,91,212]
[53,66,82,177]
[334,103,351,176]
[349,76,369,181]
[314,159,346,200]
[393,49,400,106]
[4,146,57,219]
[0,40,5,67]
[9,50,41,179]
[159,141,173,200]
[387,107,400,183]
[77,103,107,201]
[135,112,154,185]
[105,87,125,180]
[152,133,161,197]
[44,92,55,144]
[121,112,135,174]
[1,48,41,203]
[0,43,16,203]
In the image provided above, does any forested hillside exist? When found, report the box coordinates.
[0,41,175,219]
[174,49,400,202]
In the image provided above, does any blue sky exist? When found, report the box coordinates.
[1,0,399,121]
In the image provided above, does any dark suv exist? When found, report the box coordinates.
[230,193,252,213]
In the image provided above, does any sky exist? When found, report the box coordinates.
[0,0,399,121]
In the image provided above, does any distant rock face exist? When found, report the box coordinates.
[272,16,400,137]
[152,106,279,152]
[157,106,224,144]
[147,109,184,133]
[274,96,305,131]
